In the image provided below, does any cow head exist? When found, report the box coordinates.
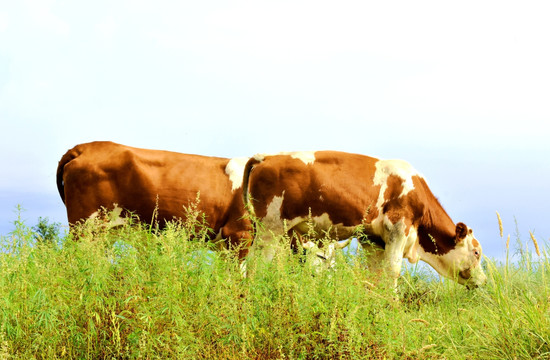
[301,238,353,271]
[423,223,487,288]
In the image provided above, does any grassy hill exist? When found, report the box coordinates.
[0,211,548,359]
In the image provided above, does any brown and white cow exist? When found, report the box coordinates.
[243,151,486,288]
[57,141,252,258]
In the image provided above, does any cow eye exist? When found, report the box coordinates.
[473,249,480,258]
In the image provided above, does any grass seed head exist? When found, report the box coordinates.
[419,344,437,352]
[496,211,503,238]
[409,318,429,326]
[529,231,541,256]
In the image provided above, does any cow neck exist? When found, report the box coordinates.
[417,199,457,256]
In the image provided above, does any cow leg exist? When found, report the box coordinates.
[239,228,278,278]
[381,219,409,288]
[219,226,253,277]
[229,230,253,260]
[211,229,229,252]
[360,240,386,276]
[250,229,279,262]
[360,240,401,294]
[248,193,288,263]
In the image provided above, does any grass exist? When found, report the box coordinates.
[0,209,549,359]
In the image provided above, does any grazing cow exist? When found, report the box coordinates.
[243,151,486,288]
[56,141,252,258]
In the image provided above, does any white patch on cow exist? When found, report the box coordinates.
[263,194,285,231]
[403,227,420,263]
[374,159,419,196]
[225,157,249,191]
[88,205,127,227]
[373,159,422,218]
[248,193,286,263]
[254,204,356,269]
[314,213,356,238]
[290,151,316,165]
[380,218,410,278]
[253,151,316,165]
[252,153,266,162]
[287,212,357,241]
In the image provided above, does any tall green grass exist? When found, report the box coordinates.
[0,210,548,359]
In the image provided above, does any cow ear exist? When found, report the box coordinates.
[455,222,468,242]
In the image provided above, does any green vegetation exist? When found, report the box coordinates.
[32,217,62,247]
[0,210,548,359]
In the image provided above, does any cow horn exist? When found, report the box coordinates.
[335,238,353,249]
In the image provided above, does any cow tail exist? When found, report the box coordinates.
[56,146,80,204]
[242,155,263,218]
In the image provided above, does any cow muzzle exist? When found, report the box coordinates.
[460,267,487,289]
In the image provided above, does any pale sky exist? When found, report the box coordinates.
[1,1,549,260]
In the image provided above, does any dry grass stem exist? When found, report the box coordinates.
[529,231,541,256]
[418,344,437,352]
[496,211,503,238]
[409,318,429,326]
